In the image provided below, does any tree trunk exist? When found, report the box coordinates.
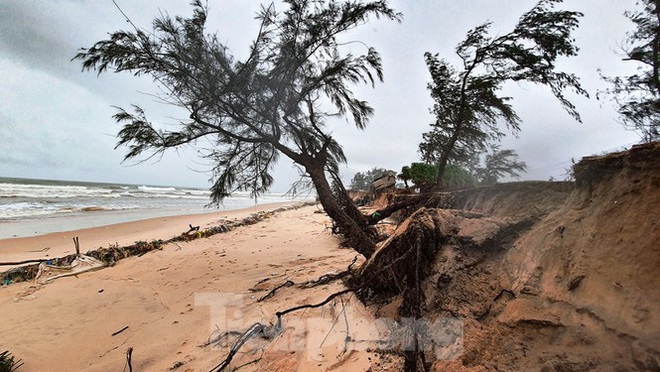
[329,171,373,227]
[306,164,376,259]
[365,193,433,225]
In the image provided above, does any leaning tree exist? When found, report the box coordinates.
[419,0,588,187]
[601,0,660,142]
[74,0,402,258]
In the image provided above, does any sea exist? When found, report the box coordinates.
[0,177,309,239]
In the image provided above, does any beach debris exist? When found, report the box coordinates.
[87,240,164,264]
[73,236,81,256]
[210,289,356,370]
[170,360,185,370]
[0,259,50,267]
[0,350,23,372]
[1,265,40,285]
[112,325,130,337]
[0,202,316,286]
[34,255,106,284]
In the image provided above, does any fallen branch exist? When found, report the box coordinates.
[0,259,49,266]
[112,325,129,336]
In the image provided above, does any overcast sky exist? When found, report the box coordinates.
[0,0,644,191]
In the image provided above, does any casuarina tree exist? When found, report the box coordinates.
[600,0,660,142]
[74,0,402,258]
[419,0,588,187]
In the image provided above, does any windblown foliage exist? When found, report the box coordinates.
[75,0,401,258]
[74,0,401,203]
[472,146,528,185]
[600,0,660,142]
[419,0,587,185]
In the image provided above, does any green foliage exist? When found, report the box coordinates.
[401,162,476,190]
[419,0,587,185]
[74,0,401,203]
[350,167,388,190]
[398,165,412,188]
[600,0,660,142]
[408,162,438,190]
[0,350,23,372]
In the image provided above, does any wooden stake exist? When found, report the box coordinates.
[73,237,80,256]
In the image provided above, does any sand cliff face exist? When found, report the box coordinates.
[433,142,659,371]
[364,142,660,371]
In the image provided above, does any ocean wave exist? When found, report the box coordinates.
[0,202,142,220]
[0,182,211,200]
[138,185,177,192]
[0,178,306,225]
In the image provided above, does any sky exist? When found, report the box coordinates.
[0,0,645,191]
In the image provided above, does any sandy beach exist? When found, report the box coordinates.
[0,203,389,371]
[0,202,295,266]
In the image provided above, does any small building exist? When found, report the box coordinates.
[371,170,397,195]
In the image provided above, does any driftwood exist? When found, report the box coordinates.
[112,325,129,336]
[0,259,49,266]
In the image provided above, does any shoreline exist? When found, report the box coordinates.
[0,201,303,267]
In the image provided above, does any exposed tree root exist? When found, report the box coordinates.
[209,323,273,372]
[257,280,294,302]
[275,289,354,323]
[209,289,354,371]
[299,256,358,288]
[254,256,359,304]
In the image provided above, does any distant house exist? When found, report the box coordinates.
[371,170,397,195]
